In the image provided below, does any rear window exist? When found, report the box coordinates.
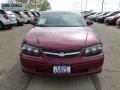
[24,12,30,17]
[0,10,6,14]
[36,12,40,16]
[6,11,14,15]
[14,11,20,15]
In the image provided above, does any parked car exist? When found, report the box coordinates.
[85,12,96,19]
[20,11,104,76]
[23,11,34,23]
[20,12,28,23]
[6,11,17,26]
[30,11,39,21]
[93,12,104,22]
[13,11,24,26]
[0,9,12,29]
[87,13,97,20]
[104,13,120,25]
[96,12,109,22]
[88,12,101,21]
[36,11,40,17]
[116,18,120,26]
[98,11,120,23]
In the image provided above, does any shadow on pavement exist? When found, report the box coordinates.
[91,74,101,90]
[27,75,96,90]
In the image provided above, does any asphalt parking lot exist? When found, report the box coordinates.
[0,23,120,90]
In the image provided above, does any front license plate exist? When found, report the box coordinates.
[53,66,71,74]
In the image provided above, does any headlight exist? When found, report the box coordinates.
[21,44,40,56]
[84,44,103,56]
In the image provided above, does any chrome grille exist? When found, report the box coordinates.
[42,49,81,58]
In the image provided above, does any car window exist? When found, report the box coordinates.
[111,12,119,16]
[24,12,30,17]
[105,12,113,16]
[37,12,87,27]
[115,13,120,16]
[0,10,6,14]
[103,12,109,15]
[14,11,20,15]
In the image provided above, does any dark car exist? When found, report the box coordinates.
[23,11,34,23]
[20,11,104,76]
[116,17,120,26]
[84,12,96,19]
[30,11,39,21]
[35,11,41,17]
[98,11,120,23]
[105,13,120,25]
[96,12,109,22]
[89,12,101,21]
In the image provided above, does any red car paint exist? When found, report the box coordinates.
[105,16,120,25]
[20,12,104,76]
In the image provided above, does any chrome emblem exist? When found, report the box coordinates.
[58,52,66,57]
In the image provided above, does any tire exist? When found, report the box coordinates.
[0,22,3,30]
[16,20,20,26]
[7,25,12,29]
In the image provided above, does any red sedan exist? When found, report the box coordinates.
[105,13,120,25]
[20,11,104,76]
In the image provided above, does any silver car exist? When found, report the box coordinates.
[6,11,17,25]
[20,12,28,23]
[24,11,34,23]
[0,9,11,30]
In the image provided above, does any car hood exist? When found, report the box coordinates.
[25,27,100,50]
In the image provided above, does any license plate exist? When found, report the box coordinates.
[53,66,71,74]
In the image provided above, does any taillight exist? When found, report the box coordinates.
[3,15,9,19]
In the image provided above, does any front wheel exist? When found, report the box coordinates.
[7,25,12,29]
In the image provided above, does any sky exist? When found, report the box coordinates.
[0,0,120,12]
[48,0,120,12]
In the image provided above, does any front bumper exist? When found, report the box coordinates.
[105,19,116,25]
[20,53,104,76]
[10,20,17,25]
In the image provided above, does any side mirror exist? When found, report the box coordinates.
[30,21,36,26]
[87,20,93,26]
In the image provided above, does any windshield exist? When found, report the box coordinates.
[36,12,87,27]
[105,12,113,16]
[101,12,109,16]
[116,13,120,16]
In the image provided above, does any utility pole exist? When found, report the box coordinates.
[81,0,83,12]
[104,2,107,12]
[73,3,80,11]
[85,0,87,11]
[118,2,120,11]
[101,0,105,12]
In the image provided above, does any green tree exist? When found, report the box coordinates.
[14,0,51,11]
[15,0,28,3]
